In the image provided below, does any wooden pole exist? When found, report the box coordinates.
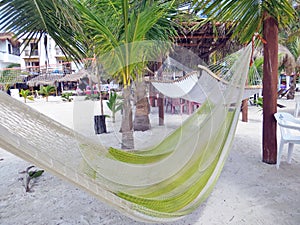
[241,99,248,122]
[156,59,164,126]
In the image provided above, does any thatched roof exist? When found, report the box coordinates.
[27,75,63,87]
[278,44,296,75]
[0,32,20,46]
[26,70,90,87]
[174,22,237,62]
[57,70,88,82]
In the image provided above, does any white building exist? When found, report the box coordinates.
[0,33,21,69]
[0,32,78,74]
[20,34,76,75]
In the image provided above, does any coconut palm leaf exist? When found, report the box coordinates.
[191,0,296,43]
[74,0,178,85]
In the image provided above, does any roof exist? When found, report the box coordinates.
[0,33,20,46]
[57,70,88,82]
[27,74,63,87]
[26,70,89,86]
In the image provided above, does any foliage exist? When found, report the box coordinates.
[85,93,100,101]
[106,91,123,123]
[19,165,44,192]
[192,0,296,44]
[74,0,178,86]
[19,89,34,103]
[39,85,56,101]
[61,92,73,102]
[254,96,263,108]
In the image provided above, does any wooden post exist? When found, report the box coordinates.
[156,59,164,126]
[241,99,248,122]
[158,93,164,126]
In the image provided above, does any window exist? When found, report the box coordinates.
[8,43,11,54]
[30,43,39,56]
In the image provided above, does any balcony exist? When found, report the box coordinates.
[0,51,21,65]
[55,48,64,56]
[23,49,39,58]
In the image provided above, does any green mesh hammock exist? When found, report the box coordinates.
[0,43,252,223]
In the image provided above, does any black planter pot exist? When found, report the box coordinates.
[94,115,107,134]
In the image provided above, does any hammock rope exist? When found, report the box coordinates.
[0,43,252,222]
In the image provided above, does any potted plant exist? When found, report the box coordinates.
[106,91,123,123]
[93,63,108,134]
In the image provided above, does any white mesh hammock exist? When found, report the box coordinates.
[151,53,261,104]
[0,44,252,223]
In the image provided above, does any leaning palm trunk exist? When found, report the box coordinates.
[133,81,150,131]
[121,86,134,149]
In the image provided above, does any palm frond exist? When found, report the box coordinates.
[191,0,296,43]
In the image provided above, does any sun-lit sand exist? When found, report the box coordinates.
[0,95,300,225]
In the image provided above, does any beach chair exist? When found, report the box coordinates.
[277,88,289,99]
[294,94,300,117]
[274,112,300,169]
[35,90,41,99]
[165,98,185,114]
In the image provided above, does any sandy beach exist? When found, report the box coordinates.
[1,96,300,225]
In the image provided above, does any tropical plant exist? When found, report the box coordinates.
[106,91,123,123]
[84,93,100,101]
[61,92,73,102]
[19,89,34,103]
[39,85,56,102]
[74,0,178,148]
[192,0,296,164]
[19,165,44,192]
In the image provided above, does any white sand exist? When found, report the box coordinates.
[1,96,300,225]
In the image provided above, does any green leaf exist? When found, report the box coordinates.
[28,169,44,178]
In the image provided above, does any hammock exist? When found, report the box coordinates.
[151,50,261,103]
[0,44,252,223]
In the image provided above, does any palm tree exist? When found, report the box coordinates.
[75,0,178,148]
[39,85,56,102]
[192,0,296,164]
[19,89,34,103]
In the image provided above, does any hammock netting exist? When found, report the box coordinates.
[0,43,252,223]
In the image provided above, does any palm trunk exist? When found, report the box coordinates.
[262,13,278,164]
[133,81,150,131]
[121,86,134,149]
